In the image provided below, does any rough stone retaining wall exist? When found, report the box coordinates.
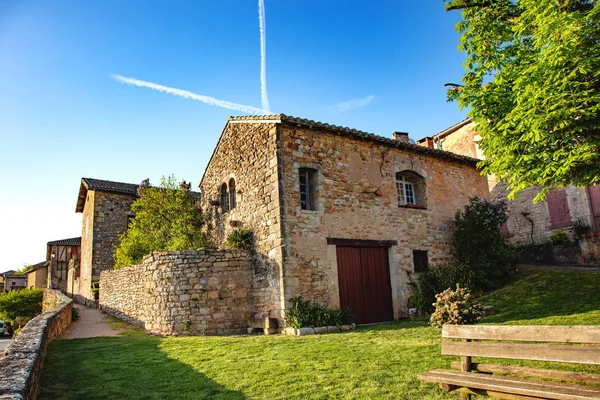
[0,289,73,400]
[100,249,254,336]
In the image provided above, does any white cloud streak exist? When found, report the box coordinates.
[258,0,270,113]
[329,95,375,113]
[111,74,268,115]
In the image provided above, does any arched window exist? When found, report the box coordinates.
[220,183,229,212]
[396,171,426,208]
[229,178,237,210]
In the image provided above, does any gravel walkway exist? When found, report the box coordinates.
[59,306,122,340]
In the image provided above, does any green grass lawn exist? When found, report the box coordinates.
[39,269,600,399]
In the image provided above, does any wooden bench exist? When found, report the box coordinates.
[418,325,600,399]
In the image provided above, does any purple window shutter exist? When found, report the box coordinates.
[547,190,571,227]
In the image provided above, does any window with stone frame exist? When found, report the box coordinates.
[228,178,237,210]
[220,183,230,212]
[396,171,426,208]
[299,168,317,211]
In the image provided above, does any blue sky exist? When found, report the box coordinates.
[0,0,468,272]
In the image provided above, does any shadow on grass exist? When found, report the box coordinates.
[40,329,246,400]
[479,269,600,325]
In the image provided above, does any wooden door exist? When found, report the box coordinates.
[588,185,600,233]
[336,246,393,324]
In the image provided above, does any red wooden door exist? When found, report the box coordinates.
[588,185,600,233]
[547,189,571,228]
[336,246,393,324]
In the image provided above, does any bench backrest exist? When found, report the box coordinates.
[442,325,600,365]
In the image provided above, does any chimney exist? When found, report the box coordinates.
[392,131,409,143]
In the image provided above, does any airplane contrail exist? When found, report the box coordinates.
[258,0,270,113]
[111,74,268,114]
[329,95,376,113]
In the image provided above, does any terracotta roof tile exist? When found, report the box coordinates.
[228,114,479,166]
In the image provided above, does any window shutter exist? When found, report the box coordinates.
[547,190,571,227]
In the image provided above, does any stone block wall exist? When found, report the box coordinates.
[277,124,489,317]
[580,238,600,265]
[100,249,254,336]
[0,290,73,400]
[200,121,285,318]
[77,190,136,306]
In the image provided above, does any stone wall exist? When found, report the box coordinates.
[200,121,285,318]
[100,249,254,336]
[580,238,600,265]
[76,190,136,306]
[491,182,592,245]
[277,124,489,317]
[0,290,72,400]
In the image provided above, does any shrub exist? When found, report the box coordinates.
[114,176,212,268]
[225,228,255,253]
[454,197,517,290]
[284,297,354,329]
[411,263,474,313]
[549,230,570,246]
[429,285,485,330]
[573,220,591,237]
[72,307,80,322]
[0,288,44,326]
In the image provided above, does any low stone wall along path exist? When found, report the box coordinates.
[60,306,122,340]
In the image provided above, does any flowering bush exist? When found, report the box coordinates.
[454,197,517,290]
[429,284,485,330]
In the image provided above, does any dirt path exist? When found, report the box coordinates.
[59,306,122,340]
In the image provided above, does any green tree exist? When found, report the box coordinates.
[114,176,211,268]
[16,264,34,275]
[0,288,44,326]
[445,0,600,200]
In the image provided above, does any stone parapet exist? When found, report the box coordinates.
[0,290,73,400]
[99,249,255,336]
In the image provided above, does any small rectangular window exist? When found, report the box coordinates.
[299,168,317,210]
[413,250,428,273]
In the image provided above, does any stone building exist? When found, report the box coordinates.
[46,237,80,291]
[1,271,27,292]
[200,114,488,325]
[417,119,600,244]
[70,178,138,306]
[26,261,48,289]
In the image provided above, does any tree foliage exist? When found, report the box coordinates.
[114,176,211,268]
[445,0,600,200]
[0,288,44,325]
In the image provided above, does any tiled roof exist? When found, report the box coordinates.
[82,178,139,195]
[29,261,48,272]
[227,114,479,167]
[76,178,139,213]
[47,237,81,246]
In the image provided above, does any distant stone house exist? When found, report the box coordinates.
[27,261,48,289]
[1,271,27,292]
[70,178,138,306]
[46,237,81,291]
[200,114,488,324]
[417,119,600,244]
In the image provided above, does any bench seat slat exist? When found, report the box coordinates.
[418,370,600,400]
[449,361,600,385]
[443,342,600,365]
[443,325,600,344]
